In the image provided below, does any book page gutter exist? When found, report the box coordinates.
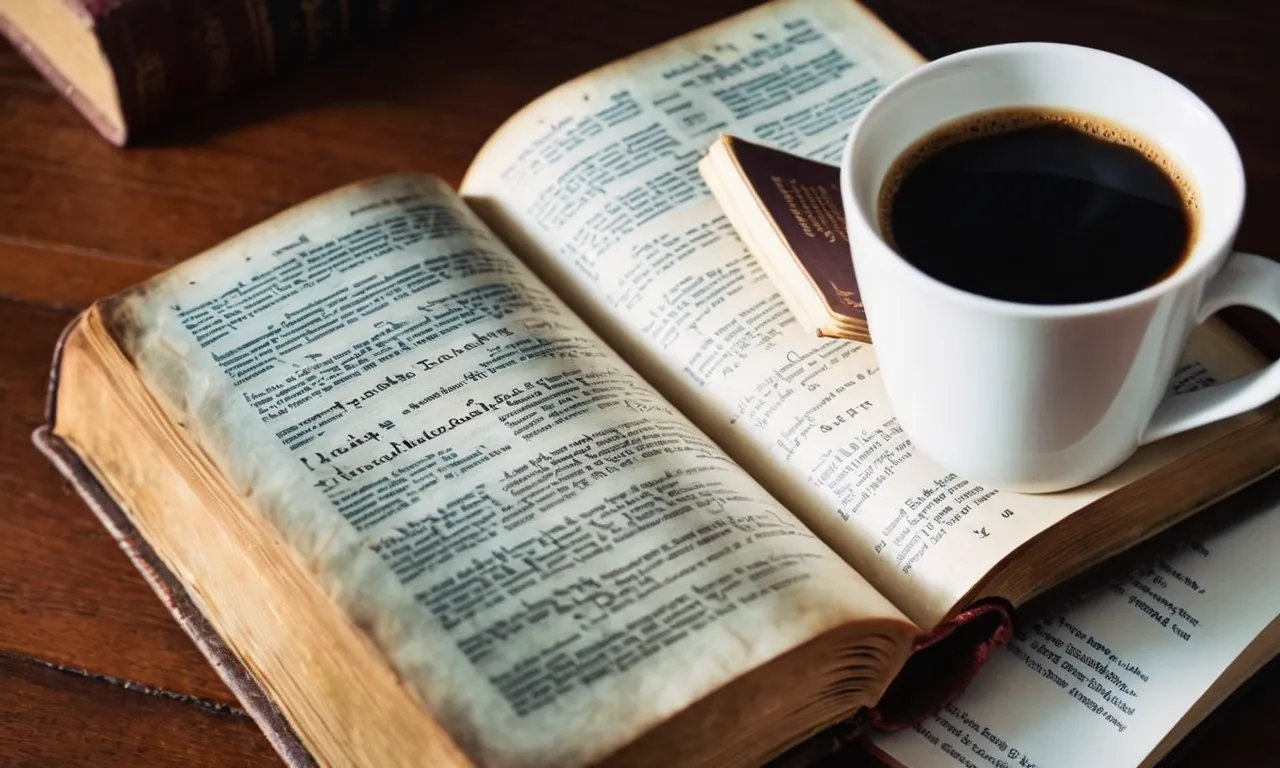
[460,0,1195,629]
[872,477,1280,768]
[113,175,898,768]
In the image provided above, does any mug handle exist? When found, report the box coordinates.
[1142,252,1280,445]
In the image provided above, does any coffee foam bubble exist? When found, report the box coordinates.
[878,107,1198,245]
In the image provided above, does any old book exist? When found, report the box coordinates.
[34,1,1280,766]
[869,472,1280,768]
[700,135,871,342]
[0,0,440,145]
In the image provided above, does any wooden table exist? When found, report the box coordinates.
[1,0,1276,764]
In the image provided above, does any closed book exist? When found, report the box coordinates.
[0,0,443,145]
[701,135,871,343]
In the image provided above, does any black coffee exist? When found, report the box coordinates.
[879,108,1196,304]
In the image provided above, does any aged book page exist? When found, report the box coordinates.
[98,173,915,768]
[460,0,1270,630]
[871,477,1280,768]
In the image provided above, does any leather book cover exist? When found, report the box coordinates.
[0,0,447,145]
[722,136,869,331]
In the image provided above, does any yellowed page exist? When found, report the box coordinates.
[104,173,912,768]
[459,0,1266,630]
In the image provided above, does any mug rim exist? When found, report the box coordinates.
[840,41,1245,318]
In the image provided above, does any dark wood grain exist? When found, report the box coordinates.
[0,0,774,310]
[0,0,1277,765]
[0,298,240,707]
[0,653,276,766]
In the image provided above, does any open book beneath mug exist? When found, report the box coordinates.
[869,471,1280,768]
[32,2,1280,767]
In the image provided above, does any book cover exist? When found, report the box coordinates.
[0,0,447,145]
[732,136,868,326]
[702,135,872,342]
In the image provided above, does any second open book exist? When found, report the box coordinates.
[37,1,1280,766]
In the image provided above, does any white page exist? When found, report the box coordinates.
[872,476,1280,768]
[460,0,1269,629]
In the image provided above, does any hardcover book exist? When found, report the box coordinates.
[701,135,871,342]
[0,0,444,145]
[34,1,1280,766]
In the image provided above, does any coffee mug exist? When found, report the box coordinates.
[840,42,1280,493]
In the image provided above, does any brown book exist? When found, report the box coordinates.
[700,135,870,342]
[0,0,434,145]
[32,1,1280,766]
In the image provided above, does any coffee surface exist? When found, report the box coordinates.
[880,109,1195,305]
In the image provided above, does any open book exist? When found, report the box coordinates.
[35,1,1280,767]
[870,472,1280,768]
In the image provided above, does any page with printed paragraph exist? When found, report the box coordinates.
[870,477,1280,768]
[102,173,913,768]
[459,0,1268,630]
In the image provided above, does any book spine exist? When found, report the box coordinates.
[84,0,439,145]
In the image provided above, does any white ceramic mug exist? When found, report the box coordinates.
[840,42,1280,493]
